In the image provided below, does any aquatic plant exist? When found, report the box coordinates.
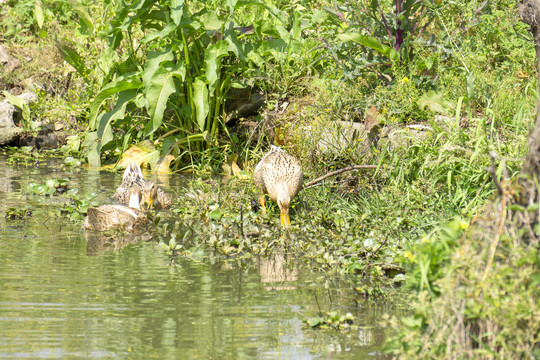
[61,190,99,221]
[306,311,356,331]
[27,178,70,196]
[5,206,33,220]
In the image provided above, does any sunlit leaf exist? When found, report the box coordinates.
[34,2,44,29]
[205,41,230,91]
[144,67,176,135]
[85,131,101,167]
[117,141,159,169]
[89,77,142,129]
[307,317,322,327]
[67,0,94,35]
[96,89,136,150]
[170,0,184,25]
[199,11,223,30]
[417,91,454,114]
[156,155,175,175]
[56,42,88,79]
[338,32,398,62]
[193,78,209,131]
[141,23,176,44]
[142,51,176,135]
[209,209,222,220]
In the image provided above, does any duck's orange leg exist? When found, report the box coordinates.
[259,195,267,215]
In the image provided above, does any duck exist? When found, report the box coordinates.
[113,162,172,210]
[254,145,303,227]
[83,184,148,231]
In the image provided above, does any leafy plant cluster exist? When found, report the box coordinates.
[55,0,332,168]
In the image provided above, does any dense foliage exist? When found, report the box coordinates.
[1,0,538,357]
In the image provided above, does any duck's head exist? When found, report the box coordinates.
[142,181,159,209]
[275,183,291,228]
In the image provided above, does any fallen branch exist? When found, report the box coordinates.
[303,165,377,189]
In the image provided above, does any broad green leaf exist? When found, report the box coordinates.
[307,317,322,327]
[275,24,290,42]
[311,10,330,24]
[221,21,245,59]
[400,316,423,329]
[96,89,136,149]
[89,77,142,129]
[143,51,177,134]
[205,41,229,91]
[67,0,94,35]
[193,78,209,131]
[97,47,119,85]
[170,0,184,25]
[254,20,281,39]
[417,91,454,114]
[85,131,101,168]
[292,11,301,40]
[338,32,398,61]
[4,91,27,112]
[141,23,176,44]
[144,66,176,135]
[142,50,175,88]
[56,43,88,79]
[95,112,113,151]
[3,91,30,124]
[209,209,222,220]
[247,50,265,67]
[34,2,44,29]
[199,11,223,30]
[168,61,187,82]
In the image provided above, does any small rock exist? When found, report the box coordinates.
[5,58,20,73]
[44,122,64,131]
[0,101,16,128]
[18,91,38,104]
[18,129,65,150]
[20,77,42,91]
[0,127,23,146]
[0,45,9,64]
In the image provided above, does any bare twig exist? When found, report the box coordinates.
[239,204,244,239]
[303,165,377,189]
[487,151,504,197]
[362,262,404,272]
[366,234,389,260]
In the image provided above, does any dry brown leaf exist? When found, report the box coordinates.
[156,155,174,175]
[365,105,381,132]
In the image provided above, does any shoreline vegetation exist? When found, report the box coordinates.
[1,0,538,357]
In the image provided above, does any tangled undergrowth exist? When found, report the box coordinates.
[386,176,540,359]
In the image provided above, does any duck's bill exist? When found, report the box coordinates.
[143,194,154,209]
[280,212,291,228]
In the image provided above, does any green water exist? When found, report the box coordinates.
[0,156,402,359]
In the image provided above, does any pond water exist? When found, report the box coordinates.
[0,155,404,359]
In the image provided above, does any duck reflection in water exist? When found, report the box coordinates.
[85,232,154,255]
[259,253,298,291]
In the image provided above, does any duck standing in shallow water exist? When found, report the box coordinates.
[254,146,303,227]
[84,184,148,231]
[113,162,172,210]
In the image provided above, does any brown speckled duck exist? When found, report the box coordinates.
[84,185,148,231]
[254,145,303,227]
[113,162,172,210]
